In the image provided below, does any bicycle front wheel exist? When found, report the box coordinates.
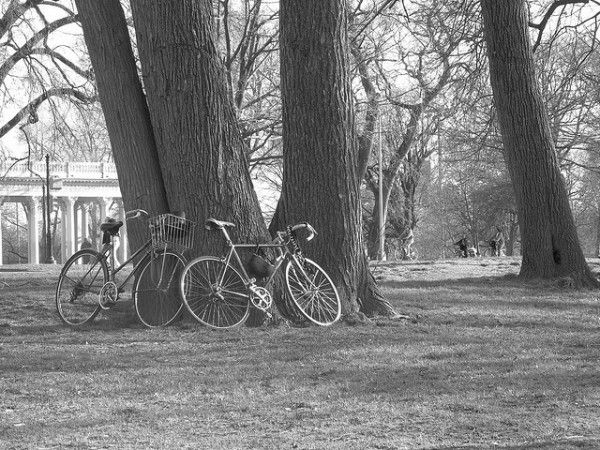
[285,258,341,326]
[133,250,186,328]
[56,249,108,326]
[180,256,250,329]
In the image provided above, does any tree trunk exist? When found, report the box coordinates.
[274,0,396,317]
[481,0,598,287]
[75,0,169,248]
[595,201,600,258]
[129,0,269,253]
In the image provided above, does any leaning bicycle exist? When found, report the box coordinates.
[179,218,342,329]
[56,210,195,328]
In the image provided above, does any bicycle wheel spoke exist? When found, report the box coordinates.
[180,257,250,329]
[285,258,341,326]
[134,250,186,328]
[56,250,107,326]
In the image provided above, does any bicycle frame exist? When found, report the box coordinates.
[214,226,310,290]
[100,208,190,296]
[100,235,153,291]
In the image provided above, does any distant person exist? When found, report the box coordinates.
[489,227,505,257]
[80,237,93,251]
[80,237,93,264]
[454,237,468,258]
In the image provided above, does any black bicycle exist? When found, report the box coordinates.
[56,210,195,327]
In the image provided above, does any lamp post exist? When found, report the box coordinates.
[45,154,55,263]
[44,155,63,264]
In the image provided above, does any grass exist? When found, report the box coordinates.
[1,258,600,449]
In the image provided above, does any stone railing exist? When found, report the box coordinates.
[1,162,118,180]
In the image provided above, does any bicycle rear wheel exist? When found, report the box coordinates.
[285,257,341,326]
[180,256,250,329]
[133,249,186,327]
[56,249,108,326]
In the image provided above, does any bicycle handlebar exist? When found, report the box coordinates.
[125,209,148,220]
[286,222,317,241]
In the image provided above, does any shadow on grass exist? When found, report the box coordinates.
[324,357,600,406]
[381,274,532,290]
[434,438,600,449]
[0,319,142,336]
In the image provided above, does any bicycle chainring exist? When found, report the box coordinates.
[99,281,118,310]
[249,286,272,312]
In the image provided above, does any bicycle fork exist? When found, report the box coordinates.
[149,249,177,290]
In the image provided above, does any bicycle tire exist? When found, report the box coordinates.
[56,249,108,326]
[180,256,250,329]
[285,257,341,326]
[133,249,186,328]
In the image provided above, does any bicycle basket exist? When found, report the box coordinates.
[149,213,196,253]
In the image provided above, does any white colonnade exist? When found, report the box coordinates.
[0,162,127,265]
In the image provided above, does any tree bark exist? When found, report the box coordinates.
[128,0,269,253]
[481,0,598,287]
[274,0,396,316]
[75,0,169,249]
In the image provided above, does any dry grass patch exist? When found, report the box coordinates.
[1,259,600,448]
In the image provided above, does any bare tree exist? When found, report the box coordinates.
[481,0,598,286]
[0,1,96,143]
[352,0,477,258]
[127,0,270,254]
[273,0,396,317]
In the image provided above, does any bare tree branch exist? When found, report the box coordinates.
[0,0,44,38]
[0,14,79,85]
[529,0,589,51]
[28,47,93,80]
[0,87,96,138]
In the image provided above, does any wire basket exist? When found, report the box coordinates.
[149,214,196,253]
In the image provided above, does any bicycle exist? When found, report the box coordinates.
[56,210,196,328]
[179,218,342,329]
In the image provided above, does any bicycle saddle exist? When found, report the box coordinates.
[100,218,123,235]
[205,218,235,230]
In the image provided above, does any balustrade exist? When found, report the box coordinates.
[0,162,124,265]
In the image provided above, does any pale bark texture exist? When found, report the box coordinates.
[481,0,598,287]
[273,0,395,316]
[129,0,269,252]
[75,0,169,249]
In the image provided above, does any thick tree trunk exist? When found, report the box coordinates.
[75,0,169,248]
[481,0,598,287]
[129,0,269,253]
[274,0,396,317]
[594,201,600,258]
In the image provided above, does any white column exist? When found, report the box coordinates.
[74,200,82,248]
[28,197,40,264]
[98,197,111,220]
[61,197,76,261]
[80,201,89,242]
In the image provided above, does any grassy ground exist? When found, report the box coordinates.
[1,258,600,449]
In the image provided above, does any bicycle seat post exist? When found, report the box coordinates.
[220,227,233,247]
[101,236,114,277]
